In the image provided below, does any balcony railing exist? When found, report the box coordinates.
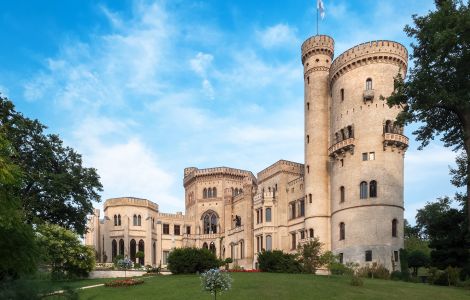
[227,225,244,235]
[383,133,409,151]
[363,89,375,101]
[328,138,355,158]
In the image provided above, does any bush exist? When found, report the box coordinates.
[257,250,302,273]
[390,270,402,281]
[350,274,364,286]
[200,269,232,298]
[428,267,460,286]
[105,278,144,287]
[167,247,219,274]
[357,263,390,280]
[297,238,323,274]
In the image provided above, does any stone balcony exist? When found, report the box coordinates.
[383,133,409,151]
[227,225,244,236]
[328,138,355,159]
[363,89,375,101]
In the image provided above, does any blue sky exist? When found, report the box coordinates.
[0,0,460,223]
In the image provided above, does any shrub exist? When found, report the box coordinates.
[297,238,323,274]
[200,269,232,299]
[134,263,142,269]
[390,270,402,281]
[357,263,390,280]
[117,258,132,279]
[428,266,461,286]
[105,278,144,287]
[113,255,124,267]
[257,250,302,273]
[330,262,347,275]
[167,247,219,274]
[350,274,364,286]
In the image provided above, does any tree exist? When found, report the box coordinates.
[200,269,232,300]
[320,251,342,276]
[37,223,95,279]
[408,250,431,276]
[415,197,469,272]
[387,0,470,229]
[167,248,219,274]
[0,97,102,234]
[297,238,323,274]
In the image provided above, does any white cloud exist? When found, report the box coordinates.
[190,52,213,77]
[257,23,299,48]
[0,84,9,98]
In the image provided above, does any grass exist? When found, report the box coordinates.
[71,273,470,300]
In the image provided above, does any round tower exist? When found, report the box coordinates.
[301,35,334,251]
[328,40,408,270]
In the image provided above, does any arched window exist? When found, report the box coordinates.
[392,219,398,237]
[235,188,239,196]
[118,214,121,226]
[266,235,272,251]
[341,88,344,101]
[202,210,218,234]
[138,239,145,264]
[385,120,393,133]
[112,239,117,260]
[213,187,217,197]
[347,125,353,138]
[208,187,213,198]
[339,222,345,240]
[265,207,272,222]
[240,240,244,258]
[309,228,314,238]
[209,242,216,255]
[152,242,156,265]
[360,181,368,199]
[137,215,142,226]
[203,188,207,199]
[114,215,117,226]
[366,78,372,90]
[231,187,234,196]
[202,242,208,249]
[340,186,345,203]
[130,239,136,262]
[119,239,124,256]
[370,180,377,198]
[133,214,138,226]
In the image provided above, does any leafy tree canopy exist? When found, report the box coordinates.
[0,97,103,234]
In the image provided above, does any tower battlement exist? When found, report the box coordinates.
[330,40,408,84]
[301,35,334,64]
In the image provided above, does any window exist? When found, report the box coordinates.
[138,239,144,265]
[307,102,310,110]
[119,239,124,256]
[186,226,191,235]
[365,250,372,262]
[369,152,375,160]
[203,188,207,198]
[266,235,272,251]
[208,187,213,198]
[256,235,263,252]
[118,214,121,226]
[392,219,398,237]
[163,223,170,234]
[240,240,245,258]
[256,209,260,224]
[340,159,344,167]
[339,222,345,240]
[152,217,155,229]
[203,211,218,234]
[202,242,208,249]
[309,228,314,238]
[394,251,399,262]
[362,152,368,161]
[112,239,117,260]
[309,193,312,203]
[133,214,138,226]
[299,199,305,217]
[114,215,118,226]
[306,135,309,144]
[130,239,136,262]
[174,225,180,235]
[370,180,377,198]
[340,186,345,203]
[266,207,272,222]
[289,202,296,219]
[366,78,372,90]
[137,215,141,226]
[307,165,310,174]
[307,76,310,84]
[341,88,344,101]
[209,242,216,255]
[339,253,344,264]
[152,242,156,265]
[300,230,305,240]
[291,233,297,250]
[213,187,217,197]
[360,181,368,199]
[163,251,169,265]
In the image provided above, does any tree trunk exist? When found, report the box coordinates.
[464,115,470,232]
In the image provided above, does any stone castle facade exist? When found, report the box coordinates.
[86,34,409,271]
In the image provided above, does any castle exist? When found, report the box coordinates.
[86,34,409,271]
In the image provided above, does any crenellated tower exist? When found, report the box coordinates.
[301,35,334,251]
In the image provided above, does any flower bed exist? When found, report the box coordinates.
[228,269,260,273]
[104,278,144,287]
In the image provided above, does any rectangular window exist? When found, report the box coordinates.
[289,202,296,219]
[256,235,263,252]
[186,226,191,235]
[340,159,344,167]
[300,200,305,217]
[365,250,372,262]
[265,207,272,222]
[163,223,169,235]
[369,152,375,160]
[260,208,263,223]
[256,209,260,224]
[362,152,368,161]
[308,194,312,203]
[300,230,305,240]
[291,233,297,250]
[163,251,169,265]
[341,88,344,101]
[394,251,399,262]
[307,102,310,110]
[174,225,180,235]
[339,253,344,264]
[307,76,310,84]
[306,135,309,144]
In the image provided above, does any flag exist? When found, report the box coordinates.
[317,0,325,19]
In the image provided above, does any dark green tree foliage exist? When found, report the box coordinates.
[297,238,323,274]
[387,0,470,228]
[167,248,219,274]
[415,197,469,273]
[37,223,95,279]
[0,97,102,234]
[0,135,39,280]
[257,250,302,273]
[407,250,431,276]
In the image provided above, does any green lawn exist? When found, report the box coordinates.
[70,273,470,300]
